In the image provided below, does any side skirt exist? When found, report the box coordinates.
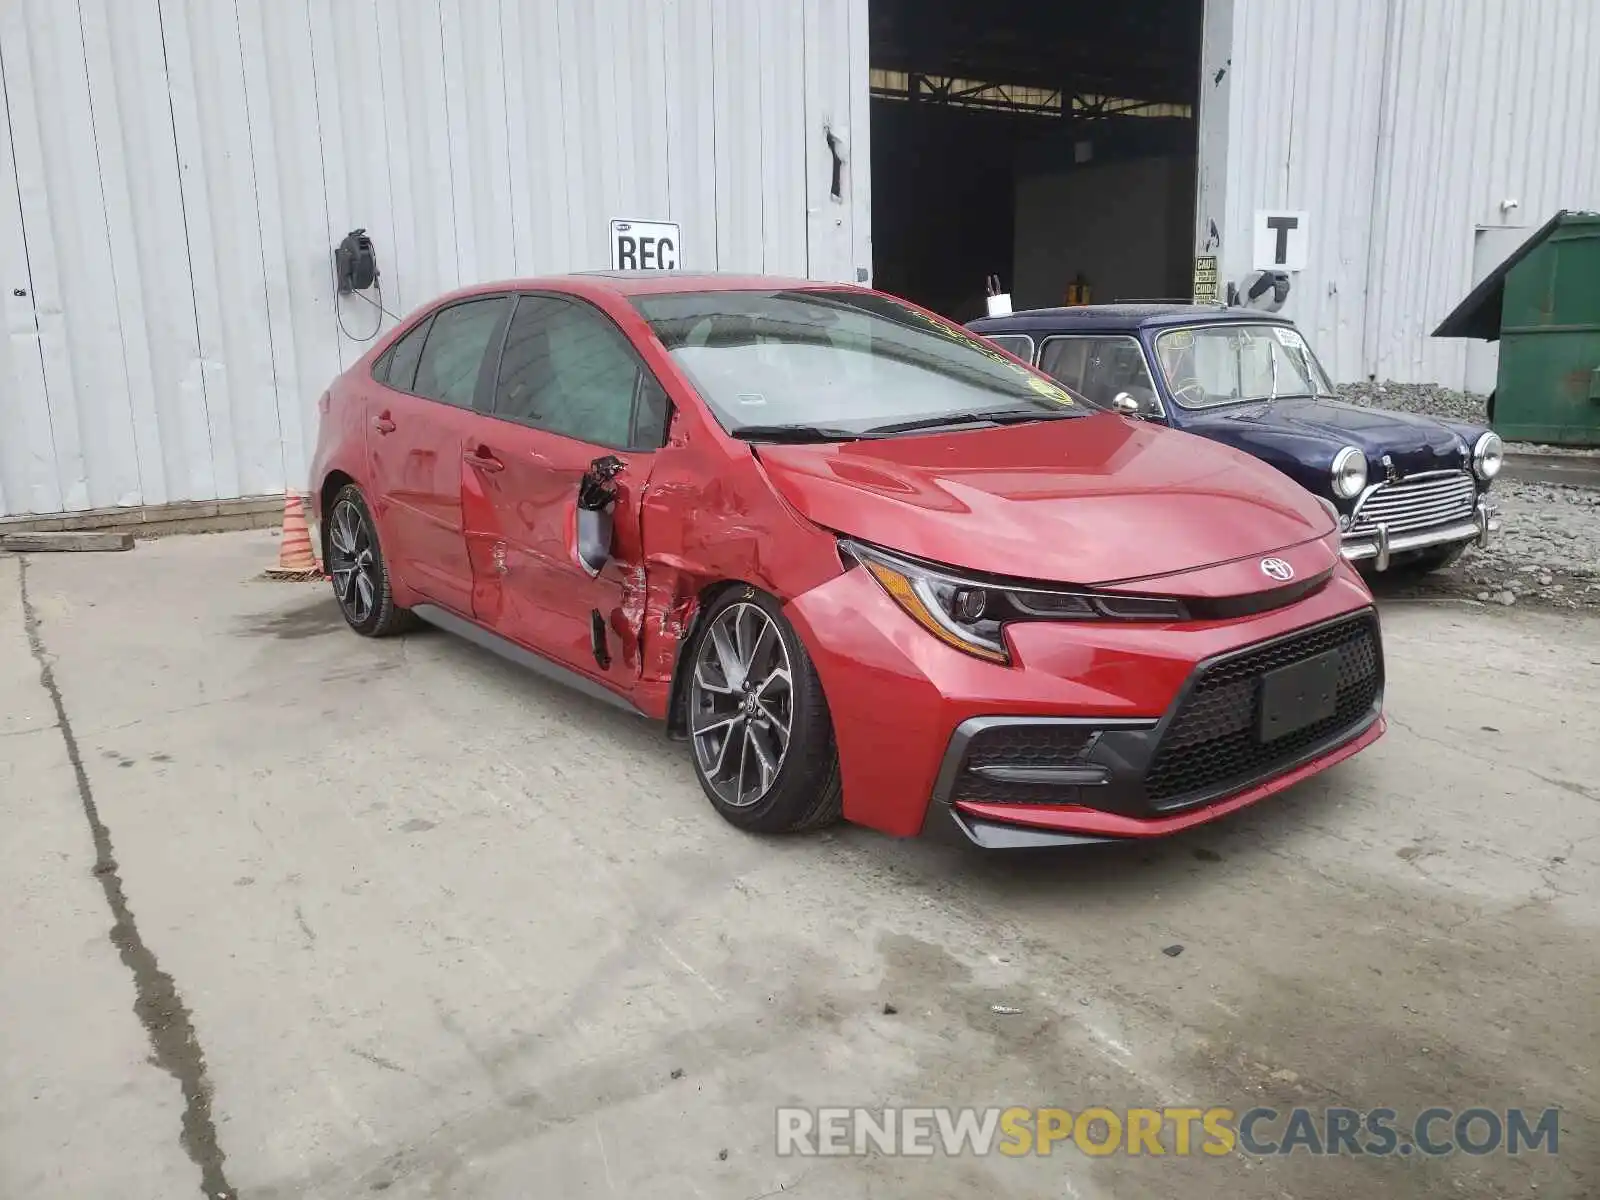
[411,604,651,719]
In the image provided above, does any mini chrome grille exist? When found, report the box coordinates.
[1349,470,1476,537]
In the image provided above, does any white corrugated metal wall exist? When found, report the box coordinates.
[0,0,871,519]
[1199,0,1600,389]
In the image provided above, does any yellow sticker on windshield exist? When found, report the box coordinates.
[1028,375,1075,405]
[1165,330,1194,350]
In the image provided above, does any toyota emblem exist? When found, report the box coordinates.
[1260,557,1295,582]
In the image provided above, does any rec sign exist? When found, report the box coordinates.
[610,219,680,271]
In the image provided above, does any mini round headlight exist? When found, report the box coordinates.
[1331,446,1367,500]
[1473,431,1504,481]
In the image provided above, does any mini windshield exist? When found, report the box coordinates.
[1153,323,1336,409]
[630,289,1089,437]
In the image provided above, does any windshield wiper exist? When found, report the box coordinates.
[863,407,1082,436]
[727,424,878,443]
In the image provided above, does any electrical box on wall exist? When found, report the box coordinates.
[334,229,378,293]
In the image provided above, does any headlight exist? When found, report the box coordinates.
[1473,431,1503,481]
[840,539,1188,665]
[1331,446,1367,500]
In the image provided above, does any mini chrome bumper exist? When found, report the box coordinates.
[1341,499,1500,571]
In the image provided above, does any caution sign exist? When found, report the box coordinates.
[1193,255,1219,304]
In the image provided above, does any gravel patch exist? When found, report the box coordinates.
[1505,442,1600,458]
[1336,382,1600,456]
[1370,478,1600,611]
[1337,381,1487,425]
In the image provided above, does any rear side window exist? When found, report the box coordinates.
[376,318,432,392]
[413,298,508,408]
[1038,338,1090,389]
[1040,335,1162,415]
[985,333,1034,362]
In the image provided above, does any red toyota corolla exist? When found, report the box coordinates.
[309,273,1385,848]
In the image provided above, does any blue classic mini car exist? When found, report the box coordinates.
[968,304,1504,574]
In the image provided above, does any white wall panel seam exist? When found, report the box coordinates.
[144,0,217,503]
[847,0,871,282]
[233,0,296,493]
[0,0,861,516]
[1221,0,1600,389]
[76,0,161,507]
[0,31,61,515]
[6,4,89,510]
[158,0,231,499]
[305,0,350,371]
[497,1,520,274]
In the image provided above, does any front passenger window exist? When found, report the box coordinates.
[494,295,662,449]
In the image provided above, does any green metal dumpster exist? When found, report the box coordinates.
[1433,210,1600,447]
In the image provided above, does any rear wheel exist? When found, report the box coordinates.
[326,484,414,637]
[686,589,842,834]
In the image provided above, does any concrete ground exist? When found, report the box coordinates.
[2,530,1596,1200]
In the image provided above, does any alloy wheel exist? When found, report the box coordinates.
[689,601,795,807]
[328,498,378,625]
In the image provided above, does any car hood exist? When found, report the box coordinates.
[1181,397,1473,475]
[754,414,1336,588]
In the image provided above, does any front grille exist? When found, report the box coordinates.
[1144,612,1382,808]
[1349,471,1476,536]
[953,725,1097,804]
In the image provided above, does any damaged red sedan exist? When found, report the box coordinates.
[309,273,1385,849]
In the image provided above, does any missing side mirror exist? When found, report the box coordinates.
[576,455,625,577]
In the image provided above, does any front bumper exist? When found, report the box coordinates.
[921,609,1385,848]
[784,557,1385,842]
[1341,498,1500,571]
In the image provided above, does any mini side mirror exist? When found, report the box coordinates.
[1112,392,1142,417]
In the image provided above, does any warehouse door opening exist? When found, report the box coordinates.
[869,0,1204,323]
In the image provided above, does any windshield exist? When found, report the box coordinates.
[629,289,1089,436]
[1153,324,1336,409]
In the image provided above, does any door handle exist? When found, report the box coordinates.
[465,446,505,473]
[372,413,397,434]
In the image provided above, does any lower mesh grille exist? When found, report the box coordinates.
[952,725,1096,804]
[1144,612,1382,808]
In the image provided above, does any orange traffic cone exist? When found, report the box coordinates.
[264,493,323,581]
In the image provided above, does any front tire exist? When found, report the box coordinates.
[326,484,414,637]
[686,588,842,834]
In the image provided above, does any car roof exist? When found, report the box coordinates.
[970,303,1295,335]
[444,270,829,300]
